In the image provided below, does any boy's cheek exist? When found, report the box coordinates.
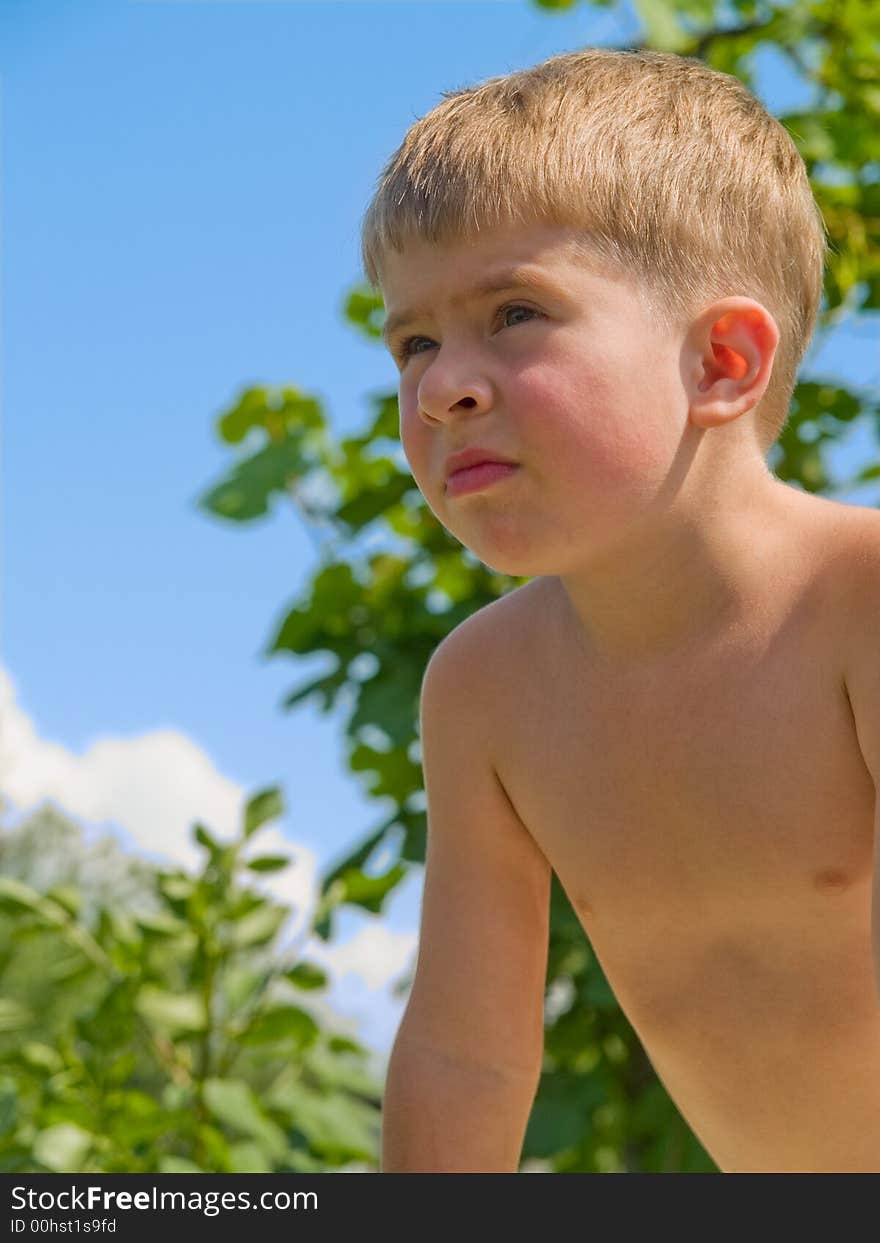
[398,409,435,490]
[537,359,677,473]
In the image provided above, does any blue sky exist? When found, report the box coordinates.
[2,0,878,1064]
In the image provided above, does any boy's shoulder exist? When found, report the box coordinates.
[842,501,880,566]
[425,578,552,681]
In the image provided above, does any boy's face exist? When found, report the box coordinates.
[380,221,695,578]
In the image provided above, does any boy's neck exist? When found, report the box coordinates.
[548,452,804,671]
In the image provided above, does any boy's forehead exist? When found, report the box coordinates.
[379,222,639,336]
[381,222,591,292]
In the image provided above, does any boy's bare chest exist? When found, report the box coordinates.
[495,607,874,932]
[486,507,880,1169]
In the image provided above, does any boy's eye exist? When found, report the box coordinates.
[395,303,541,364]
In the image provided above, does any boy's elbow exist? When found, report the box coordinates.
[380,1033,541,1173]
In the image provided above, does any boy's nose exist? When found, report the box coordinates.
[415,377,492,422]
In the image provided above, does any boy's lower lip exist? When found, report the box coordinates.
[445,462,519,496]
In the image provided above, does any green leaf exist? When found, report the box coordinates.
[136,986,207,1034]
[268,1080,379,1160]
[243,786,284,839]
[245,855,291,873]
[231,903,288,948]
[222,965,271,1011]
[33,1123,93,1172]
[160,876,193,899]
[45,886,81,918]
[213,384,326,446]
[285,1147,329,1173]
[77,980,139,1049]
[46,955,96,985]
[202,1078,288,1160]
[238,1004,319,1050]
[112,1093,178,1147]
[310,878,347,942]
[301,1042,380,1097]
[157,874,195,918]
[335,470,412,529]
[158,1156,204,1173]
[338,864,407,914]
[327,1035,363,1055]
[364,393,398,443]
[227,1141,273,1173]
[197,438,310,522]
[342,286,385,340]
[136,911,188,937]
[279,670,345,711]
[193,823,222,853]
[0,879,110,970]
[195,1123,233,1171]
[0,1078,18,1134]
[349,738,422,801]
[214,385,273,444]
[268,563,362,657]
[283,962,328,991]
[319,818,394,891]
[0,998,33,1032]
[0,877,62,920]
[22,1043,64,1074]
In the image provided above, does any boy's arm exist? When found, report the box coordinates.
[382,619,552,1172]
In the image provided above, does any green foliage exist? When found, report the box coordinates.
[0,797,381,1173]
[189,0,876,1174]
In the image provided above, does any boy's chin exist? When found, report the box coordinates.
[458,543,551,580]
[438,515,561,578]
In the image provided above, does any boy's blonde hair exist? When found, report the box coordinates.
[360,47,829,454]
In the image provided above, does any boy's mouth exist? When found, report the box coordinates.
[445,461,520,497]
[444,445,518,479]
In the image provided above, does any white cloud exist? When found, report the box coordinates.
[0,665,242,873]
[0,665,415,1049]
[305,920,417,991]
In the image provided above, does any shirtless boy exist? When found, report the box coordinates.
[361,47,880,1173]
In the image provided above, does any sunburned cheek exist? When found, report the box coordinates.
[531,371,643,476]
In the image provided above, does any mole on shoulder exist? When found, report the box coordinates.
[813,868,850,895]
[573,892,594,916]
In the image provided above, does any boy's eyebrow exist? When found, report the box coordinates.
[381,267,566,346]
